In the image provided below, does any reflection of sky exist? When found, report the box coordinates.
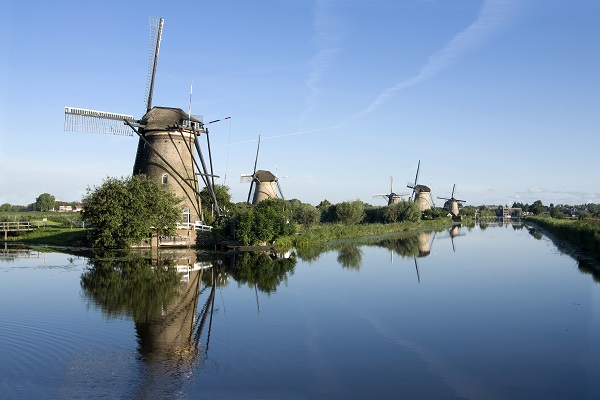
[2,225,600,399]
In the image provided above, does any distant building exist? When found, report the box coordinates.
[57,205,83,212]
[502,207,522,218]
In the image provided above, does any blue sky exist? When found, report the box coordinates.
[1,0,599,207]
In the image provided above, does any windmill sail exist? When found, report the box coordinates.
[64,107,135,136]
[145,16,164,112]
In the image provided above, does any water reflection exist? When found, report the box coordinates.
[80,248,298,393]
[336,245,363,270]
[222,251,297,294]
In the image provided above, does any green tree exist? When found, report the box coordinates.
[34,193,56,212]
[529,200,545,215]
[288,199,320,226]
[317,199,336,223]
[335,200,364,225]
[235,199,294,245]
[383,200,420,223]
[82,175,182,249]
[199,184,232,224]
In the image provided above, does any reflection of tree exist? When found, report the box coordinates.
[375,234,420,258]
[527,227,544,240]
[577,260,600,284]
[80,255,181,321]
[337,245,363,270]
[224,252,297,294]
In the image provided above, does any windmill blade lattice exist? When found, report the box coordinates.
[64,107,135,136]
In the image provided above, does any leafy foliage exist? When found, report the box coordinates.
[82,175,182,249]
[383,200,421,223]
[288,199,320,226]
[199,184,232,225]
[34,193,56,212]
[335,200,365,225]
[529,200,546,215]
[235,199,295,245]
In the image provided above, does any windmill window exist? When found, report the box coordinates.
[162,174,168,185]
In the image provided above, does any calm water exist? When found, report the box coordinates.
[1,223,600,399]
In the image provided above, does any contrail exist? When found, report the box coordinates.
[218,125,342,148]
[226,0,520,147]
[301,0,343,124]
[342,0,520,124]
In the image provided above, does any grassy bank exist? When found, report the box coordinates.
[2,212,459,251]
[524,215,600,260]
[274,218,458,250]
[1,226,89,248]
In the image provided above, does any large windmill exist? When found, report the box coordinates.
[406,160,433,212]
[240,136,285,204]
[437,184,466,221]
[64,17,220,227]
[373,176,409,205]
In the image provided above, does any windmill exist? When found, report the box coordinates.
[437,184,466,221]
[63,17,220,227]
[406,160,433,212]
[240,136,285,204]
[373,176,410,205]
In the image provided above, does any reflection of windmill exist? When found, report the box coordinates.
[437,184,466,221]
[64,17,220,224]
[448,225,466,252]
[406,160,433,211]
[240,136,285,204]
[373,176,410,205]
[413,231,435,283]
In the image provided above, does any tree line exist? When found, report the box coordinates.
[5,176,599,249]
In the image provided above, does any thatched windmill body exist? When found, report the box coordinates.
[437,184,465,221]
[406,160,433,212]
[373,176,410,205]
[240,136,285,204]
[64,17,220,226]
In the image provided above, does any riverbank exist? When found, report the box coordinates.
[524,215,600,261]
[274,218,460,251]
[2,218,461,252]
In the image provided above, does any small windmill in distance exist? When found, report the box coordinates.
[240,136,285,204]
[437,184,466,221]
[373,176,410,205]
[406,160,433,212]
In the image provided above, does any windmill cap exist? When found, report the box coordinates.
[415,184,431,192]
[141,107,202,130]
[255,170,277,181]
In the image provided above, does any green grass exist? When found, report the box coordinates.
[275,218,455,251]
[525,215,600,259]
[1,226,89,247]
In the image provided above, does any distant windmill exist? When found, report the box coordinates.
[437,184,466,221]
[63,17,221,226]
[406,160,433,212]
[240,136,285,204]
[373,176,410,205]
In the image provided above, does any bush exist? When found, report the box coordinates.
[82,175,182,249]
[235,199,295,245]
[335,200,364,225]
[384,201,421,223]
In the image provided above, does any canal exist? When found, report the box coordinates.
[1,222,599,399]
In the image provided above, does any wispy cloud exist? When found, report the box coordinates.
[343,0,520,124]
[301,0,344,123]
